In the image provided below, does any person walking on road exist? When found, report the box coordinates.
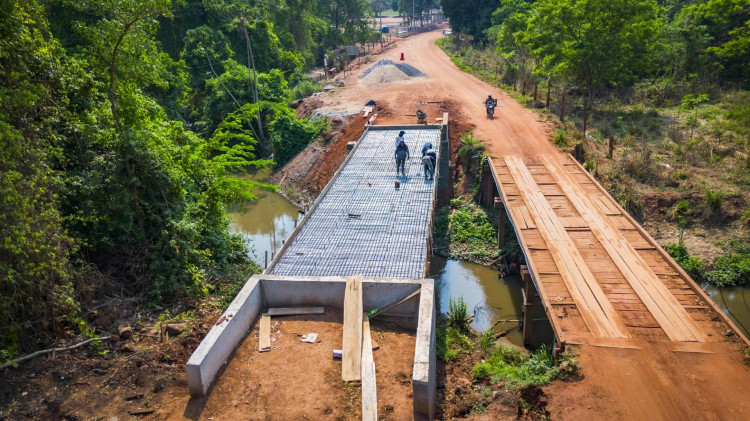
[395,139,410,176]
[422,143,436,180]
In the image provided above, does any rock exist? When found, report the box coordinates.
[164,323,186,336]
[117,324,133,339]
[120,343,137,353]
[454,386,464,395]
[337,81,345,87]
[322,84,335,92]
[724,329,735,337]
[153,378,166,393]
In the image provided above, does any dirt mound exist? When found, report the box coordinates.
[361,65,410,84]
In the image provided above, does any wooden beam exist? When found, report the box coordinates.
[259,313,271,352]
[361,313,377,421]
[267,307,325,316]
[342,276,363,381]
[369,289,420,319]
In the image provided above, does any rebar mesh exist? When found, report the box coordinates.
[268,128,441,279]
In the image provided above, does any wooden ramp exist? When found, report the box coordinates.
[491,154,732,344]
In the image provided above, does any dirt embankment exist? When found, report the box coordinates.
[276,97,472,208]
[0,303,222,420]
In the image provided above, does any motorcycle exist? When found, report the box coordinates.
[485,99,497,120]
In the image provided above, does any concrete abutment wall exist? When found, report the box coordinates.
[186,275,437,419]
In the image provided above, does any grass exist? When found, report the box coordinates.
[472,343,581,389]
[437,324,474,362]
[433,197,500,264]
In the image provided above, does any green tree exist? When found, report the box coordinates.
[0,0,77,351]
[523,0,663,105]
[440,0,498,40]
[66,0,175,131]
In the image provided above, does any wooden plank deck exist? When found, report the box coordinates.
[491,154,731,344]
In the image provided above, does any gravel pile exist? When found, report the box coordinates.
[361,65,410,83]
[360,59,396,78]
[393,63,426,77]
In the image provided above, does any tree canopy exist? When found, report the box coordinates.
[0,0,371,353]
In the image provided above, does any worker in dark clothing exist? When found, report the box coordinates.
[421,143,437,180]
[395,139,410,176]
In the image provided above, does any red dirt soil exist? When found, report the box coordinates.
[158,310,416,421]
[312,28,750,420]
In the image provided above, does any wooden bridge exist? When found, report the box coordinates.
[482,153,750,350]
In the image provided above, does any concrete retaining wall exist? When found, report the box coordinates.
[186,275,436,419]
[186,277,262,395]
[412,282,437,420]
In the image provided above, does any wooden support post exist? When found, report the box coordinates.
[495,198,505,248]
[582,99,588,134]
[560,89,566,121]
[482,165,493,206]
[608,137,615,159]
[521,266,535,345]
[533,84,538,102]
[546,80,551,109]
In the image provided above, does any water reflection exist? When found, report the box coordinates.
[703,284,750,338]
[230,170,300,267]
[430,256,553,348]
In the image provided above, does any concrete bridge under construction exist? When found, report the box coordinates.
[186,119,750,420]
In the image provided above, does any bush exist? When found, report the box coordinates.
[448,296,469,331]
[665,243,704,280]
[553,129,567,147]
[472,344,561,388]
[705,241,750,287]
[270,113,326,165]
[291,80,322,100]
[458,131,485,173]
[703,188,723,220]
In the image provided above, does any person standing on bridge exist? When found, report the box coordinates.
[395,130,406,147]
[395,139,410,176]
[422,143,436,180]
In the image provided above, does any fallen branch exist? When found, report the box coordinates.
[0,336,112,370]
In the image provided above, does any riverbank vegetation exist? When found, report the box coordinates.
[0,0,376,356]
[436,295,581,417]
[438,0,750,287]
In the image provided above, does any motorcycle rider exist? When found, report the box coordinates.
[484,94,497,118]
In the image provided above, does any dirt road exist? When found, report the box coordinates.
[321,30,553,158]
[322,29,750,420]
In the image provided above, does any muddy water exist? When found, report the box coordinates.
[703,284,750,338]
[230,171,300,267]
[430,256,553,348]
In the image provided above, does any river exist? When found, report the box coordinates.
[229,182,750,345]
